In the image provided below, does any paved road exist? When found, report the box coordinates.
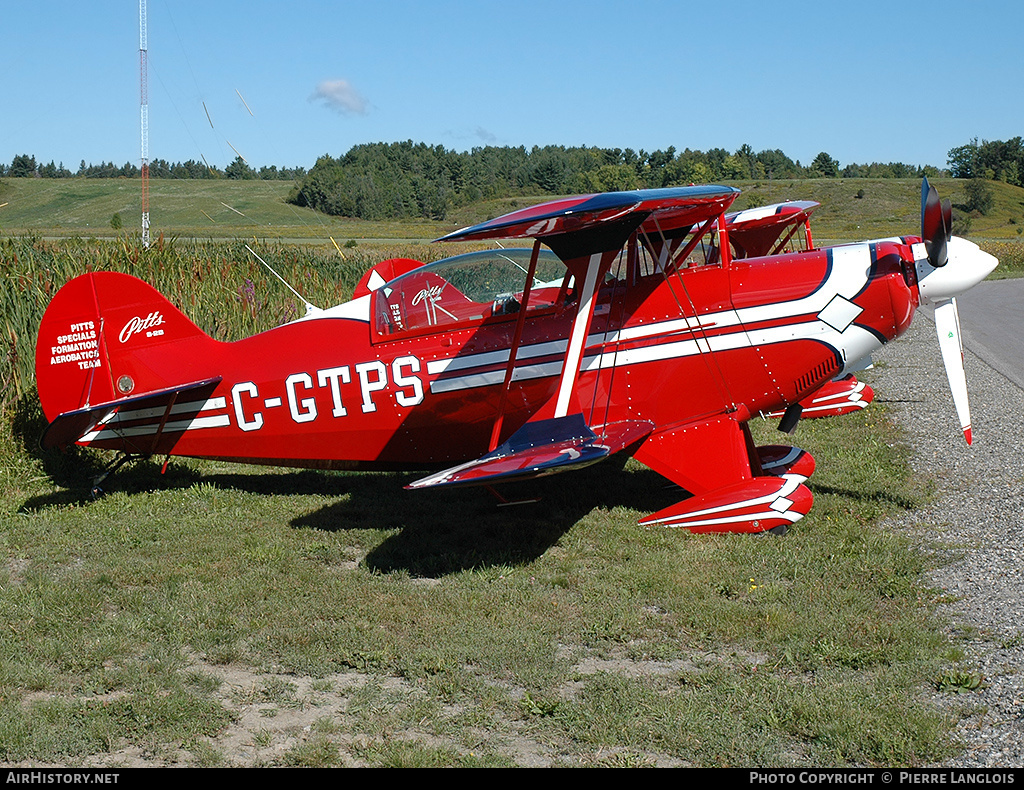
[953,278,1024,390]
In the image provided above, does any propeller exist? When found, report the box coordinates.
[932,298,972,444]
[921,178,952,267]
[915,178,998,445]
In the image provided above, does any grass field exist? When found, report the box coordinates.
[1,374,962,767]
[0,177,445,243]
[5,175,1024,245]
[0,180,1012,766]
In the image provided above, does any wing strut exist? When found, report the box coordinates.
[586,244,629,432]
[765,212,815,256]
[716,209,733,268]
[488,239,542,451]
[554,249,612,418]
[770,222,803,256]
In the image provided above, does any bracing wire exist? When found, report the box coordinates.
[641,213,737,410]
[244,245,320,316]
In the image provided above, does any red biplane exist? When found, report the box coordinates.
[35,180,996,533]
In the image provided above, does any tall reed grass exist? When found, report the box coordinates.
[0,236,449,412]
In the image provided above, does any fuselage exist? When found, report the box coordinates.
[77,239,920,470]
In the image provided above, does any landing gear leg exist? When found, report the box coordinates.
[90,453,142,499]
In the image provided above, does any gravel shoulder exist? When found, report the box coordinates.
[868,301,1024,768]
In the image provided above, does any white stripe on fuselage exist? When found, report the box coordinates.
[290,245,879,397]
[426,244,878,394]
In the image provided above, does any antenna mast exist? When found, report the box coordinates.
[139,0,150,248]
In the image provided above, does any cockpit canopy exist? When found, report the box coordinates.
[373,248,568,338]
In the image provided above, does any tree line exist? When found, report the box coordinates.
[0,154,305,181]
[6,140,994,223]
[947,137,1024,187]
[286,142,945,221]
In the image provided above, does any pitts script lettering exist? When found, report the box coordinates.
[120,311,166,343]
[411,285,444,306]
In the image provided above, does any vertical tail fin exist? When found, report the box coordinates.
[35,272,218,424]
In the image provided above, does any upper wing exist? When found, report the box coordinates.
[437,186,740,249]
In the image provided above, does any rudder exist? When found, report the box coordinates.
[35,272,217,423]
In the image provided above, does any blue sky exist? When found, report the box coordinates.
[3,0,1021,173]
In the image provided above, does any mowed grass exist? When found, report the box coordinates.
[0,237,971,766]
[1,392,960,767]
[6,175,1024,243]
[1,392,961,767]
[0,177,446,242]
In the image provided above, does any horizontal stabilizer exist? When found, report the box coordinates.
[41,377,222,452]
[407,415,653,490]
[639,474,812,534]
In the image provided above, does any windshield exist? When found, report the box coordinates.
[373,247,567,337]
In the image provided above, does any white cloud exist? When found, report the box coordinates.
[474,126,497,143]
[310,80,368,116]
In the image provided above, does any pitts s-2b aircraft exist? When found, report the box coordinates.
[35,180,997,533]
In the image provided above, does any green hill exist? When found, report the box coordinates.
[3,176,1024,244]
[0,178,443,242]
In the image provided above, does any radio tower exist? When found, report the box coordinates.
[139,0,150,248]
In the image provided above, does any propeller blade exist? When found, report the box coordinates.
[921,178,949,267]
[920,177,932,230]
[933,298,972,444]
